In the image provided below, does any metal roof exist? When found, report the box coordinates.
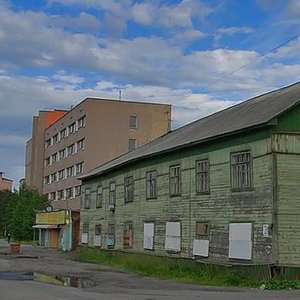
[80,82,300,180]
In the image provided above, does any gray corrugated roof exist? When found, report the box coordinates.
[80,82,300,180]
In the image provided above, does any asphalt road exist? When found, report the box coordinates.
[1,240,300,300]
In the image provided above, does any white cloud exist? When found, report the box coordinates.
[217,27,254,36]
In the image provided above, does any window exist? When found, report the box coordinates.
[107,223,115,249]
[82,222,89,244]
[68,122,76,134]
[67,144,75,156]
[45,157,51,166]
[59,148,66,160]
[78,116,86,128]
[94,224,102,247]
[51,152,58,163]
[60,128,67,139]
[53,133,59,144]
[231,151,252,190]
[57,189,64,200]
[124,176,134,203]
[170,165,181,196]
[123,222,133,248]
[229,223,252,260]
[75,185,81,196]
[76,162,83,174]
[128,139,136,151]
[129,116,137,129]
[96,185,102,208]
[66,187,72,199]
[50,172,57,183]
[58,169,65,180]
[45,138,51,148]
[44,176,50,185]
[165,221,181,252]
[146,171,157,199]
[49,192,56,201]
[196,160,209,194]
[143,223,154,250]
[84,188,91,209]
[109,182,116,205]
[77,138,85,151]
[196,222,209,238]
[66,166,74,177]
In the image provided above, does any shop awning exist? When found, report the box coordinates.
[32,225,58,229]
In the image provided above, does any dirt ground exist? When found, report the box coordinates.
[1,239,300,300]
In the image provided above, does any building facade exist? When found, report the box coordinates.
[0,172,13,191]
[79,82,300,267]
[26,98,171,210]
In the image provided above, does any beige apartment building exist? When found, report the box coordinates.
[26,98,171,210]
[0,172,13,191]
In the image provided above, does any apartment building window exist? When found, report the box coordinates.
[57,189,64,200]
[66,187,72,199]
[77,138,85,151]
[58,169,65,180]
[44,176,50,185]
[84,188,91,209]
[66,166,74,178]
[96,185,102,208]
[50,172,57,183]
[45,138,51,148]
[68,122,76,134]
[107,223,115,249]
[146,170,157,199]
[76,162,83,174]
[45,157,51,166]
[82,222,89,244]
[49,192,56,201]
[128,139,136,151]
[123,222,133,248]
[129,116,137,129]
[94,224,102,247]
[170,165,181,196]
[75,185,81,196]
[51,152,58,163]
[196,160,209,194]
[124,176,134,203]
[67,144,75,156]
[78,116,86,128]
[109,182,116,205]
[231,151,252,190]
[60,128,67,139]
[53,133,59,144]
[59,148,66,160]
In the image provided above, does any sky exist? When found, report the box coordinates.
[0,0,300,188]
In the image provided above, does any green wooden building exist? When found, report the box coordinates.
[79,82,300,267]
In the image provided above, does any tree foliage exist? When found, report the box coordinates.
[0,185,47,241]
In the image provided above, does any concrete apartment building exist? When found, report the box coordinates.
[26,98,171,210]
[0,172,13,191]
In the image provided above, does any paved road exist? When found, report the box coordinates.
[1,240,300,300]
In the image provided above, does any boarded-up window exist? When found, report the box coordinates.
[143,223,154,250]
[196,160,209,194]
[128,139,136,151]
[170,165,181,196]
[94,224,102,247]
[165,222,181,252]
[146,171,157,199]
[229,223,252,260]
[84,188,91,209]
[231,152,252,190]
[82,222,89,244]
[107,223,115,249]
[124,176,134,203]
[196,222,209,238]
[193,222,210,257]
[123,222,133,248]
[96,185,102,208]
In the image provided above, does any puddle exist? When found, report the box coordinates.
[0,271,95,288]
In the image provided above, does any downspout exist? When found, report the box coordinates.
[188,168,192,257]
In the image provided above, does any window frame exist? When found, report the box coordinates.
[84,188,91,209]
[123,222,133,249]
[124,176,134,203]
[75,185,81,196]
[196,159,210,194]
[128,138,136,151]
[96,185,103,208]
[65,187,72,199]
[129,115,137,129]
[109,182,116,206]
[146,170,157,199]
[169,165,181,196]
[107,223,115,249]
[76,162,83,174]
[77,138,85,151]
[78,116,86,129]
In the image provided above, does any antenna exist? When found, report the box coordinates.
[119,90,122,101]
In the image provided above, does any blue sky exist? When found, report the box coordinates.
[1,0,300,187]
